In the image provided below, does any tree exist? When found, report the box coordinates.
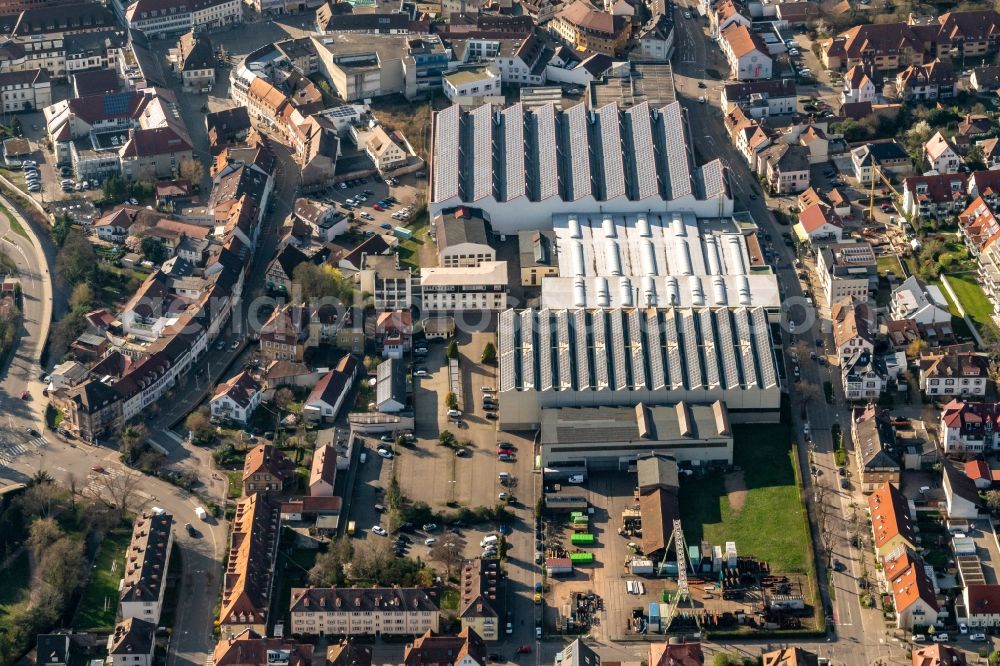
[69,282,94,313]
[140,236,167,265]
[22,481,66,518]
[293,263,353,303]
[185,407,213,443]
[274,387,295,413]
[481,341,497,364]
[988,651,1000,666]
[39,536,84,594]
[438,430,456,447]
[91,467,142,522]
[446,340,459,360]
[27,517,62,559]
[968,144,987,172]
[55,230,96,289]
[429,533,464,578]
[119,424,147,462]
[51,214,73,247]
[178,159,204,185]
[798,381,822,406]
[445,391,458,410]
[986,490,1000,514]
[309,538,354,586]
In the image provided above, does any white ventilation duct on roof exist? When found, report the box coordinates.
[738,275,752,305]
[573,277,587,308]
[725,235,746,276]
[568,216,581,239]
[595,277,610,307]
[571,241,585,277]
[665,276,679,306]
[640,239,657,276]
[606,239,622,276]
[643,276,658,307]
[619,277,633,307]
[705,236,721,276]
[636,215,651,237]
[671,213,686,237]
[674,239,693,276]
[602,216,616,238]
[712,275,727,306]
[689,275,705,306]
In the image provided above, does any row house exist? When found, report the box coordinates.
[458,558,501,640]
[219,494,281,637]
[709,0,750,38]
[242,443,295,495]
[289,587,441,636]
[882,548,939,631]
[126,0,242,37]
[119,511,174,625]
[719,24,772,81]
[404,629,487,666]
[854,407,901,492]
[107,618,156,666]
[550,1,630,57]
[959,196,1000,258]
[895,59,956,102]
[758,142,810,194]
[720,79,796,119]
[822,10,1000,71]
[832,298,875,366]
[868,482,915,557]
[921,351,991,398]
[213,630,314,666]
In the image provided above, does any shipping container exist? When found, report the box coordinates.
[571,533,595,545]
[571,522,590,532]
[570,512,583,519]
[393,227,413,239]
[572,515,589,524]
[569,552,594,564]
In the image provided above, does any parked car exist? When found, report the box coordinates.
[377,449,393,459]
[371,525,388,536]
[423,523,438,531]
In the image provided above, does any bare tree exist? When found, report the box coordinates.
[430,533,465,578]
[90,468,143,522]
[65,472,78,510]
[23,481,67,518]
[27,517,62,560]
[274,388,294,413]
[798,381,822,406]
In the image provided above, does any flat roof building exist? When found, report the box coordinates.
[542,211,779,309]
[497,306,781,429]
[429,100,733,232]
[540,401,734,470]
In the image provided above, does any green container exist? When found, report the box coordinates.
[572,516,589,525]
[571,533,595,546]
[569,552,595,564]
[570,512,583,519]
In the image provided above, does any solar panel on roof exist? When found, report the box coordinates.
[699,308,719,389]
[627,309,646,389]
[470,104,493,202]
[701,159,726,198]
[502,104,525,201]
[102,92,134,117]
[597,104,626,201]
[681,310,702,390]
[433,105,460,202]
[734,308,757,388]
[662,309,684,390]
[627,102,658,201]
[645,310,666,390]
[592,310,609,390]
[659,102,692,199]
[563,104,592,201]
[571,309,589,391]
[752,307,778,388]
[556,310,572,390]
[499,309,517,391]
[533,104,559,201]
[519,310,535,390]
[713,309,740,389]
[609,310,627,390]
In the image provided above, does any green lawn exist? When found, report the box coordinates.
[72,530,133,631]
[0,202,27,239]
[944,274,1000,337]
[0,550,31,628]
[876,256,902,277]
[679,424,810,575]
[227,470,243,499]
[396,208,430,271]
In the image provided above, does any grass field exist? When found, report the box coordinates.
[0,202,27,239]
[0,550,31,628]
[396,208,430,271]
[72,530,133,631]
[876,255,902,277]
[944,273,1000,337]
[679,423,810,574]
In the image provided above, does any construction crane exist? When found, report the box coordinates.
[867,164,903,223]
[660,519,701,634]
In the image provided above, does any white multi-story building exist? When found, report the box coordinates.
[889,276,952,325]
[442,65,502,105]
[119,511,174,625]
[920,352,990,397]
[939,400,1000,453]
[420,262,508,312]
[719,24,772,81]
[816,242,877,305]
[0,69,51,113]
[289,587,441,636]
[127,0,241,36]
[210,371,263,424]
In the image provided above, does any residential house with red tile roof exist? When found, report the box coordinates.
[719,24,772,80]
[214,629,314,666]
[963,584,1000,628]
[210,371,263,425]
[940,399,1000,454]
[303,355,359,423]
[650,639,704,666]
[794,201,843,244]
[551,0,629,56]
[912,644,967,666]
[902,173,968,220]
[897,59,957,102]
[923,131,962,174]
[964,459,997,489]
[842,64,877,104]
[868,482,916,556]
[242,443,295,496]
[219,494,280,637]
[309,444,338,497]
[761,647,818,666]
[886,549,938,630]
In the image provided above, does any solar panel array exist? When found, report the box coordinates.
[627,102,659,201]
[627,309,646,390]
[700,309,720,389]
[592,310,609,390]
[103,92,135,117]
[502,104,526,201]
[556,310,572,390]
[564,104,592,201]
[538,310,553,392]
[752,308,778,388]
[645,310,666,390]
[734,308,757,388]
[533,104,559,201]
[659,102,692,199]
[433,105,460,201]
[499,309,517,392]
[714,309,740,389]
[469,104,493,202]
[662,310,684,390]
[572,309,590,391]
[609,310,627,390]
[597,104,626,201]
[519,310,535,390]
[701,159,727,199]
[680,310,702,390]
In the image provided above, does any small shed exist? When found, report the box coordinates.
[546,557,573,575]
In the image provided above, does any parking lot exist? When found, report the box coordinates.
[311,171,426,238]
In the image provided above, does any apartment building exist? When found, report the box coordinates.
[940,399,1000,454]
[459,558,501,640]
[850,141,912,184]
[719,24,772,81]
[119,511,174,625]
[868,482,916,557]
[923,131,962,174]
[901,173,968,220]
[896,59,956,102]
[0,68,51,113]
[175,31,215,91]
[420,262,509,313]
[210,371,263,425]
[358,254,412,312]
[853,406,900,493]
[758,143,809,194]
[720,79,796,119]
[127,0,242,37]
[288,587,441,636]
[214,629,314,666]
[832,298,875,365]
[551,0,629,57]
[107,618,156,666]
[219,494,281,637]
[816,242,877,304]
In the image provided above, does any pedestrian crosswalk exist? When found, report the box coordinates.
[29,436,48,449]
[0,442,28,466]
[86,466,122,498]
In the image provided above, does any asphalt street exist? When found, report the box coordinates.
[669,9,907,665]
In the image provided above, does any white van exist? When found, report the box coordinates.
[481,535,499,548]
[447,409,462,418]
[194,506,208,520]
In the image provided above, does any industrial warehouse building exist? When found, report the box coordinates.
[429,100,733,232]
[497,306,781,429]
[541,212,780,310]
[540,401,734,470]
